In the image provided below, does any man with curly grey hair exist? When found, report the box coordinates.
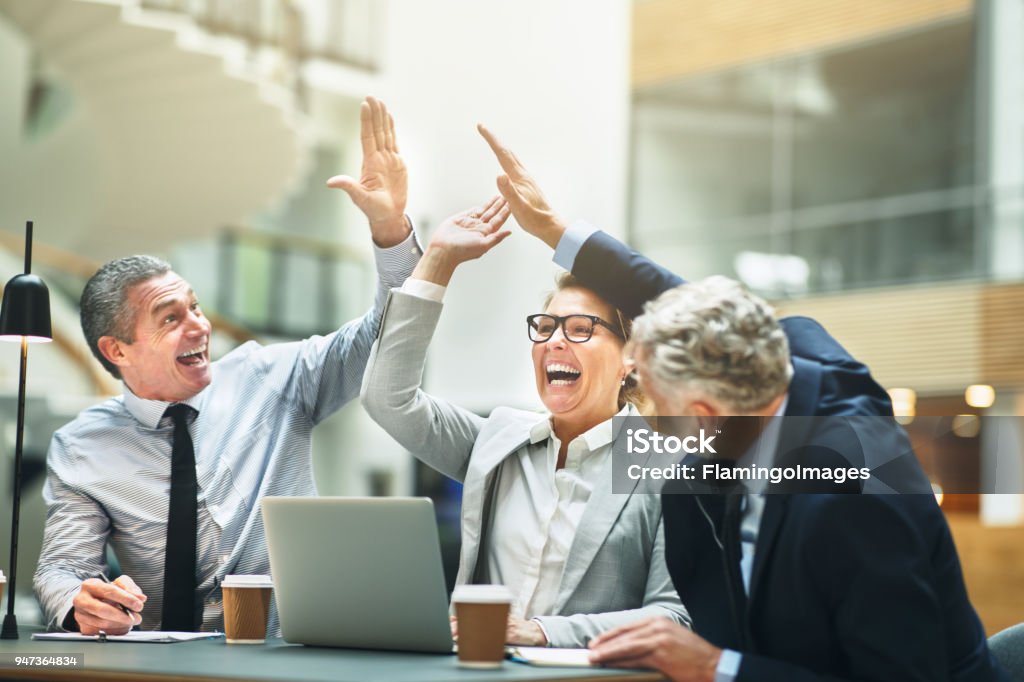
[629,275,793,418]
[480,127,1008,682]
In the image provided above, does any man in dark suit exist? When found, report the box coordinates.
[479,126,1009,682]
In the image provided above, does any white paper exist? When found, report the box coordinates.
[508,646,595,667]
[32,630,221,643]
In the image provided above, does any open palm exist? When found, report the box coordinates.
[327,96,408,226]
[431,195,512,264]
[478,124,563,243]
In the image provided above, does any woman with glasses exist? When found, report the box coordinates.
[361,196,688,648]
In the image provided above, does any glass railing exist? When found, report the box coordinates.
[203,226,372,339]
[138,0,378,70]
[1,224,370,380]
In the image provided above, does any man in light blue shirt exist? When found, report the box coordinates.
[34,97,420,636]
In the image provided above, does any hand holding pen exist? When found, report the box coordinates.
[69,574,146,636]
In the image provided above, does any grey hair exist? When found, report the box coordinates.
[80,255,172,379]
[632,276,792,413]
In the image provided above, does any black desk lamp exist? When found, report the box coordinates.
[0,221,52,639]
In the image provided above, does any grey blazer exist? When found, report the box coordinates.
[360,290,689,647]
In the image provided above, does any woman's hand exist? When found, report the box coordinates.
[450,614,549,647]
[506,616,548,646]
[411,195,512,286]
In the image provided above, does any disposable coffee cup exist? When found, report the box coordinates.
[0,571,6,609]
[452,584,513,668]
[221,575,273,644]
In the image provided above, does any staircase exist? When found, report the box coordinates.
[0,0,310,259]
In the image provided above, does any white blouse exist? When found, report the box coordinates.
[485,405,631,619]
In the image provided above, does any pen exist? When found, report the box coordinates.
[97,574,137,627]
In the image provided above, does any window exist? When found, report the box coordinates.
[630,17,980,294]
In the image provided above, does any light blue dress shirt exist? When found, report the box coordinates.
[552,220,599,271]
[34,232,421,634]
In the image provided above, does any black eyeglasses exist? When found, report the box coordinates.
[526,314,624,344]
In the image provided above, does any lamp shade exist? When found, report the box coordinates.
[0,274,52,342]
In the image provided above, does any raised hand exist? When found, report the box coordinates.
[478,124,566,249]
[430,195,512,262]
[411,195,512,286]
[327,96,410,247]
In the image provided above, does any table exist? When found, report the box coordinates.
[0,634,663,682]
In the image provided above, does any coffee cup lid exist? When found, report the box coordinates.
[222,574,272,588]
[451,584,513,604]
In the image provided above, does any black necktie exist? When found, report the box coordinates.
[162,404,199,631]
[721,491,750,650]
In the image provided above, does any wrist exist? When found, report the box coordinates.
[369,214,410,247]
[530,618,549,646]
[535,216,567,250]
[411,247,457,286]
[703,647,723,682]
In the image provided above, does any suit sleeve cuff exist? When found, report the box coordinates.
[552,220,598,271]
[530,618,552,647]
[715,649,741,682]
[400,278,446,303]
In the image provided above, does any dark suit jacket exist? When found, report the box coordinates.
[570,230,1008,681]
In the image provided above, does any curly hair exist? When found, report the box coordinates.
[632,276,792,412]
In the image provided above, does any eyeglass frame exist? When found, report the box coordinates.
[526,313,625,344]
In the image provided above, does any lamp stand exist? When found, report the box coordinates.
[1,221,37,640]
[0,220,49,639]
[0,338,27,639]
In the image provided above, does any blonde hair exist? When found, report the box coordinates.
[544,273,651,414]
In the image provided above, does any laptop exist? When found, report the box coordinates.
[262,496,454,653]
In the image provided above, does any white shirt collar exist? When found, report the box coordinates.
[527,403,635,452]
[122,382,208,429]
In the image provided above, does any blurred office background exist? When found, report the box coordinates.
[0,0,1021,633]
